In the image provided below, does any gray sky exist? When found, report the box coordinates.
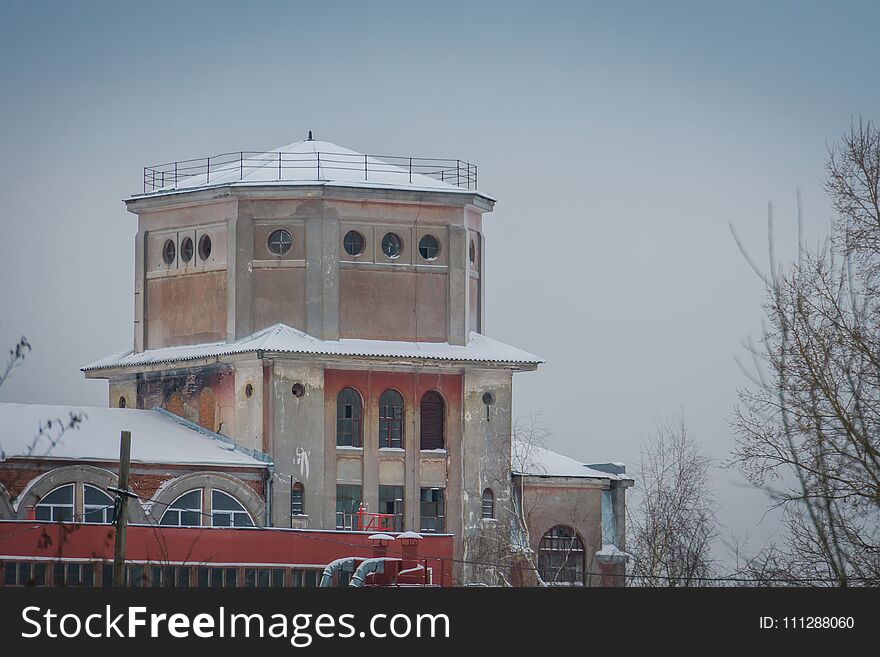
[2,0,878,558]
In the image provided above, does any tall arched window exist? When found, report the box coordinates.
[419,391,445,450]
[481,488,495,519]
[159,490,202,527]
[336,387,363,447]
[291,482,305,516]
[35,484,74,522]
[83,484,116,524]
[378,389,404,449]
[538,525,585,586]
[211,490,254,527]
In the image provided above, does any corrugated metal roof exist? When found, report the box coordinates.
[82,324,543,371]
[0,403,270,468]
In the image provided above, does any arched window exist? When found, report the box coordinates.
[35,484,74,522]
[378,389,404,449]
[159,490,202,527]
[538,525,585,586]
[291,482,305,516]
[419,391,445,450]
[211,490,254,527]
[336,387,363,447]
[481,488,495,519]
[83,484,116,524]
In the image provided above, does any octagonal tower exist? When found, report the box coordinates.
[84,135,542,583]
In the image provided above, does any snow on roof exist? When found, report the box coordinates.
[82,323,543,372]
[0,403,269,468]
[512,441,626,480]
[136,138,492,200]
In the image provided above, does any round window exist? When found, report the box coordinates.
[418,234,440,260]
[343,230,365,256]
[162,239,176,265]
[469,239,476,265]
[381,232,402,259]
[267,229,293,256]
[180,237,194,263]
[198,234,212,260]
[291,382,305,398]
[245,383,254,398]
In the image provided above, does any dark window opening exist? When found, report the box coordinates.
[419,391,445,450]
[336,387,363,447]
[378,389,404,449]
[118,395,126,408]
[418,234,440,260]
[198,234,212,260]
[343,230,365,256]
[162,239,176,265]
[379,485,404,532]
[336,484,361,530]
[469,239,476,264]
[420,488,445,533]
[180,236,194,263]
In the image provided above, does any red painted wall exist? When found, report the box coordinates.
[0,521,453,586]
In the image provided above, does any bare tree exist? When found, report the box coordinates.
[729,118,880,586]
[628,416,717,586]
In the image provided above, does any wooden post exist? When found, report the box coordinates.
[112,430,131,587]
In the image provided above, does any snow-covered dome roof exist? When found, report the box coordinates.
[137,135,490,200]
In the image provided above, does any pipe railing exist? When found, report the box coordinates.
[143,149,478,193]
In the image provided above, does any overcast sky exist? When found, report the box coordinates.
[2,0,878,559]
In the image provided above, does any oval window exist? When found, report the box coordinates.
[162,239,176,265]
[469,239,476,264]
[180,237,194,263]
[343,230,365,257]
[198,234,212,260]
[267,229,292,256]
[381,232,402,259]
[418,235,440,260]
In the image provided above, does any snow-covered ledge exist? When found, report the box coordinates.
[595,544,631,565]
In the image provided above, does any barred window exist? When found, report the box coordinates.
[481,488,495,519]
[538,525,585,586]
[291,482,305,516]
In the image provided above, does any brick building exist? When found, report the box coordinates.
[1,136,632,585]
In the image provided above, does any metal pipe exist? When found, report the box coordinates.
[349,557,394,587]
[320,557,358,587]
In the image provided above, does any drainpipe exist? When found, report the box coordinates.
[320,557,358,587]
[349,558,395,587]
[264,464,273,527]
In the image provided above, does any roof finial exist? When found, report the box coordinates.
[307,130,313,141]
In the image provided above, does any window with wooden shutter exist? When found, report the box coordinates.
[419,391,445,450]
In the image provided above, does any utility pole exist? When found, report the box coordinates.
[111,430,132,587]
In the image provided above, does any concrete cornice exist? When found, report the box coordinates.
[125,184,495,214]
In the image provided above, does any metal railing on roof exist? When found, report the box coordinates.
[142,149,478,193]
